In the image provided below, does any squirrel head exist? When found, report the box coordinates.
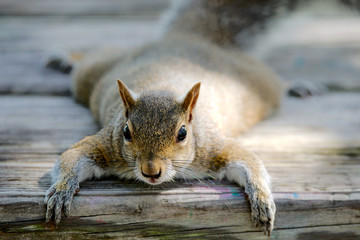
[117,80,201,185]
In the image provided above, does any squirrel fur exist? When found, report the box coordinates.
[45,0,285,235]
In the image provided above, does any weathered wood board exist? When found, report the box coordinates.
[0,0,169,95]
[0,94,359,239]
[0,16,162,95]
[0,0,170,16]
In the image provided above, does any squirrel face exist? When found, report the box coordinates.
[117,80,200,185]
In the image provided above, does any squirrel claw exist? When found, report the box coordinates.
[44,180,79,224]
[249,191,276,236]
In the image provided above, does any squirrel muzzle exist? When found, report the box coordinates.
[139,159,164,184]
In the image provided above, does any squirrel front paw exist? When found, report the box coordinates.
[248,189,276,236]
[44,179,79,224]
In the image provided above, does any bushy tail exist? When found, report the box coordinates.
[163,0,360,48]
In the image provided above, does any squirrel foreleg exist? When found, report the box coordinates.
[211,141,276,235]
[44,135,108,224]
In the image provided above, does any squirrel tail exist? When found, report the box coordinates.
[162,0,360,48]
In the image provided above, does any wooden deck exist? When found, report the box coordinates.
[1,1,360,239]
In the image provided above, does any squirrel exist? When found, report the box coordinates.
[44,0,285,235]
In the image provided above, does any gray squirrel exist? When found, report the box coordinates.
[46,0,359,235]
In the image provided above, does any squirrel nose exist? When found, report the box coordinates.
[140,160,162,179]
[141,169,162,179]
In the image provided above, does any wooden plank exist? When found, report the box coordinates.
[0,16,161,95]
[0,194,359,239]
[249,15,360,91]
[0,0,171,16]
[1,222,359,240]
[0,16,161,52]
[264,45,360,91]
[0,93,359,239]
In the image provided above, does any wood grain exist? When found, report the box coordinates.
[0,16,161,95]
[0,0,170,16]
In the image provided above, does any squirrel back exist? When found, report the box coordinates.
[80,34,283,138]
[72,0,286,107]
[71,0,286,136]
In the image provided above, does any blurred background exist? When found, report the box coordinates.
[0,0,169,95]
[1,0,360,95]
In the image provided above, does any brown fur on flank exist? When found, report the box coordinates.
[45,0,283,235]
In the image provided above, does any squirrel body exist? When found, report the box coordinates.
[45,1,283,235]
[75,34,282,130]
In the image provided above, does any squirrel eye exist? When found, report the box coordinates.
[123,124,131,141]
[177,125,187,142]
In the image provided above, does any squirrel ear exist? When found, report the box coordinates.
[180,82,201,122]
[117,80,136,117]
